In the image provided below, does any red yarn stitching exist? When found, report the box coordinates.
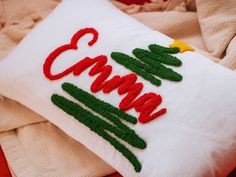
[43,28,98,80]
[43,28,166,123]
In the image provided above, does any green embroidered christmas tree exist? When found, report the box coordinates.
[111,44,182,86]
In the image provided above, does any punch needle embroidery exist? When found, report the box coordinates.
[52,83,146,172]
[43,27,195,173]
[43,28,167,124]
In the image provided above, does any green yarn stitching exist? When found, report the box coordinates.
[148,44,180,54]
[62,83,137,124]
[51,94,143,172]
[131,50,182,81]
[61,83,146,149]
[111,44,183,86]
[111,52,182,85]
[111,52,162,86]
[51,83,147,172]
[133,48,182,66]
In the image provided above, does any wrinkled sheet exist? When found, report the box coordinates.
[0,0,235,176]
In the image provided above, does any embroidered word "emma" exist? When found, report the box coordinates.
[43,28,168,123]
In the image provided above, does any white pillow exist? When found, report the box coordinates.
[0,0,236,176]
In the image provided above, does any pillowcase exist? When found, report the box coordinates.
[0,0,236,176]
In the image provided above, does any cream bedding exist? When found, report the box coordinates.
[0,0,235,176]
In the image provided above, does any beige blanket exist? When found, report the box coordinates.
[0,0,235,176]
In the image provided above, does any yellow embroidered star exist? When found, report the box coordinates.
[169,40,195,53]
